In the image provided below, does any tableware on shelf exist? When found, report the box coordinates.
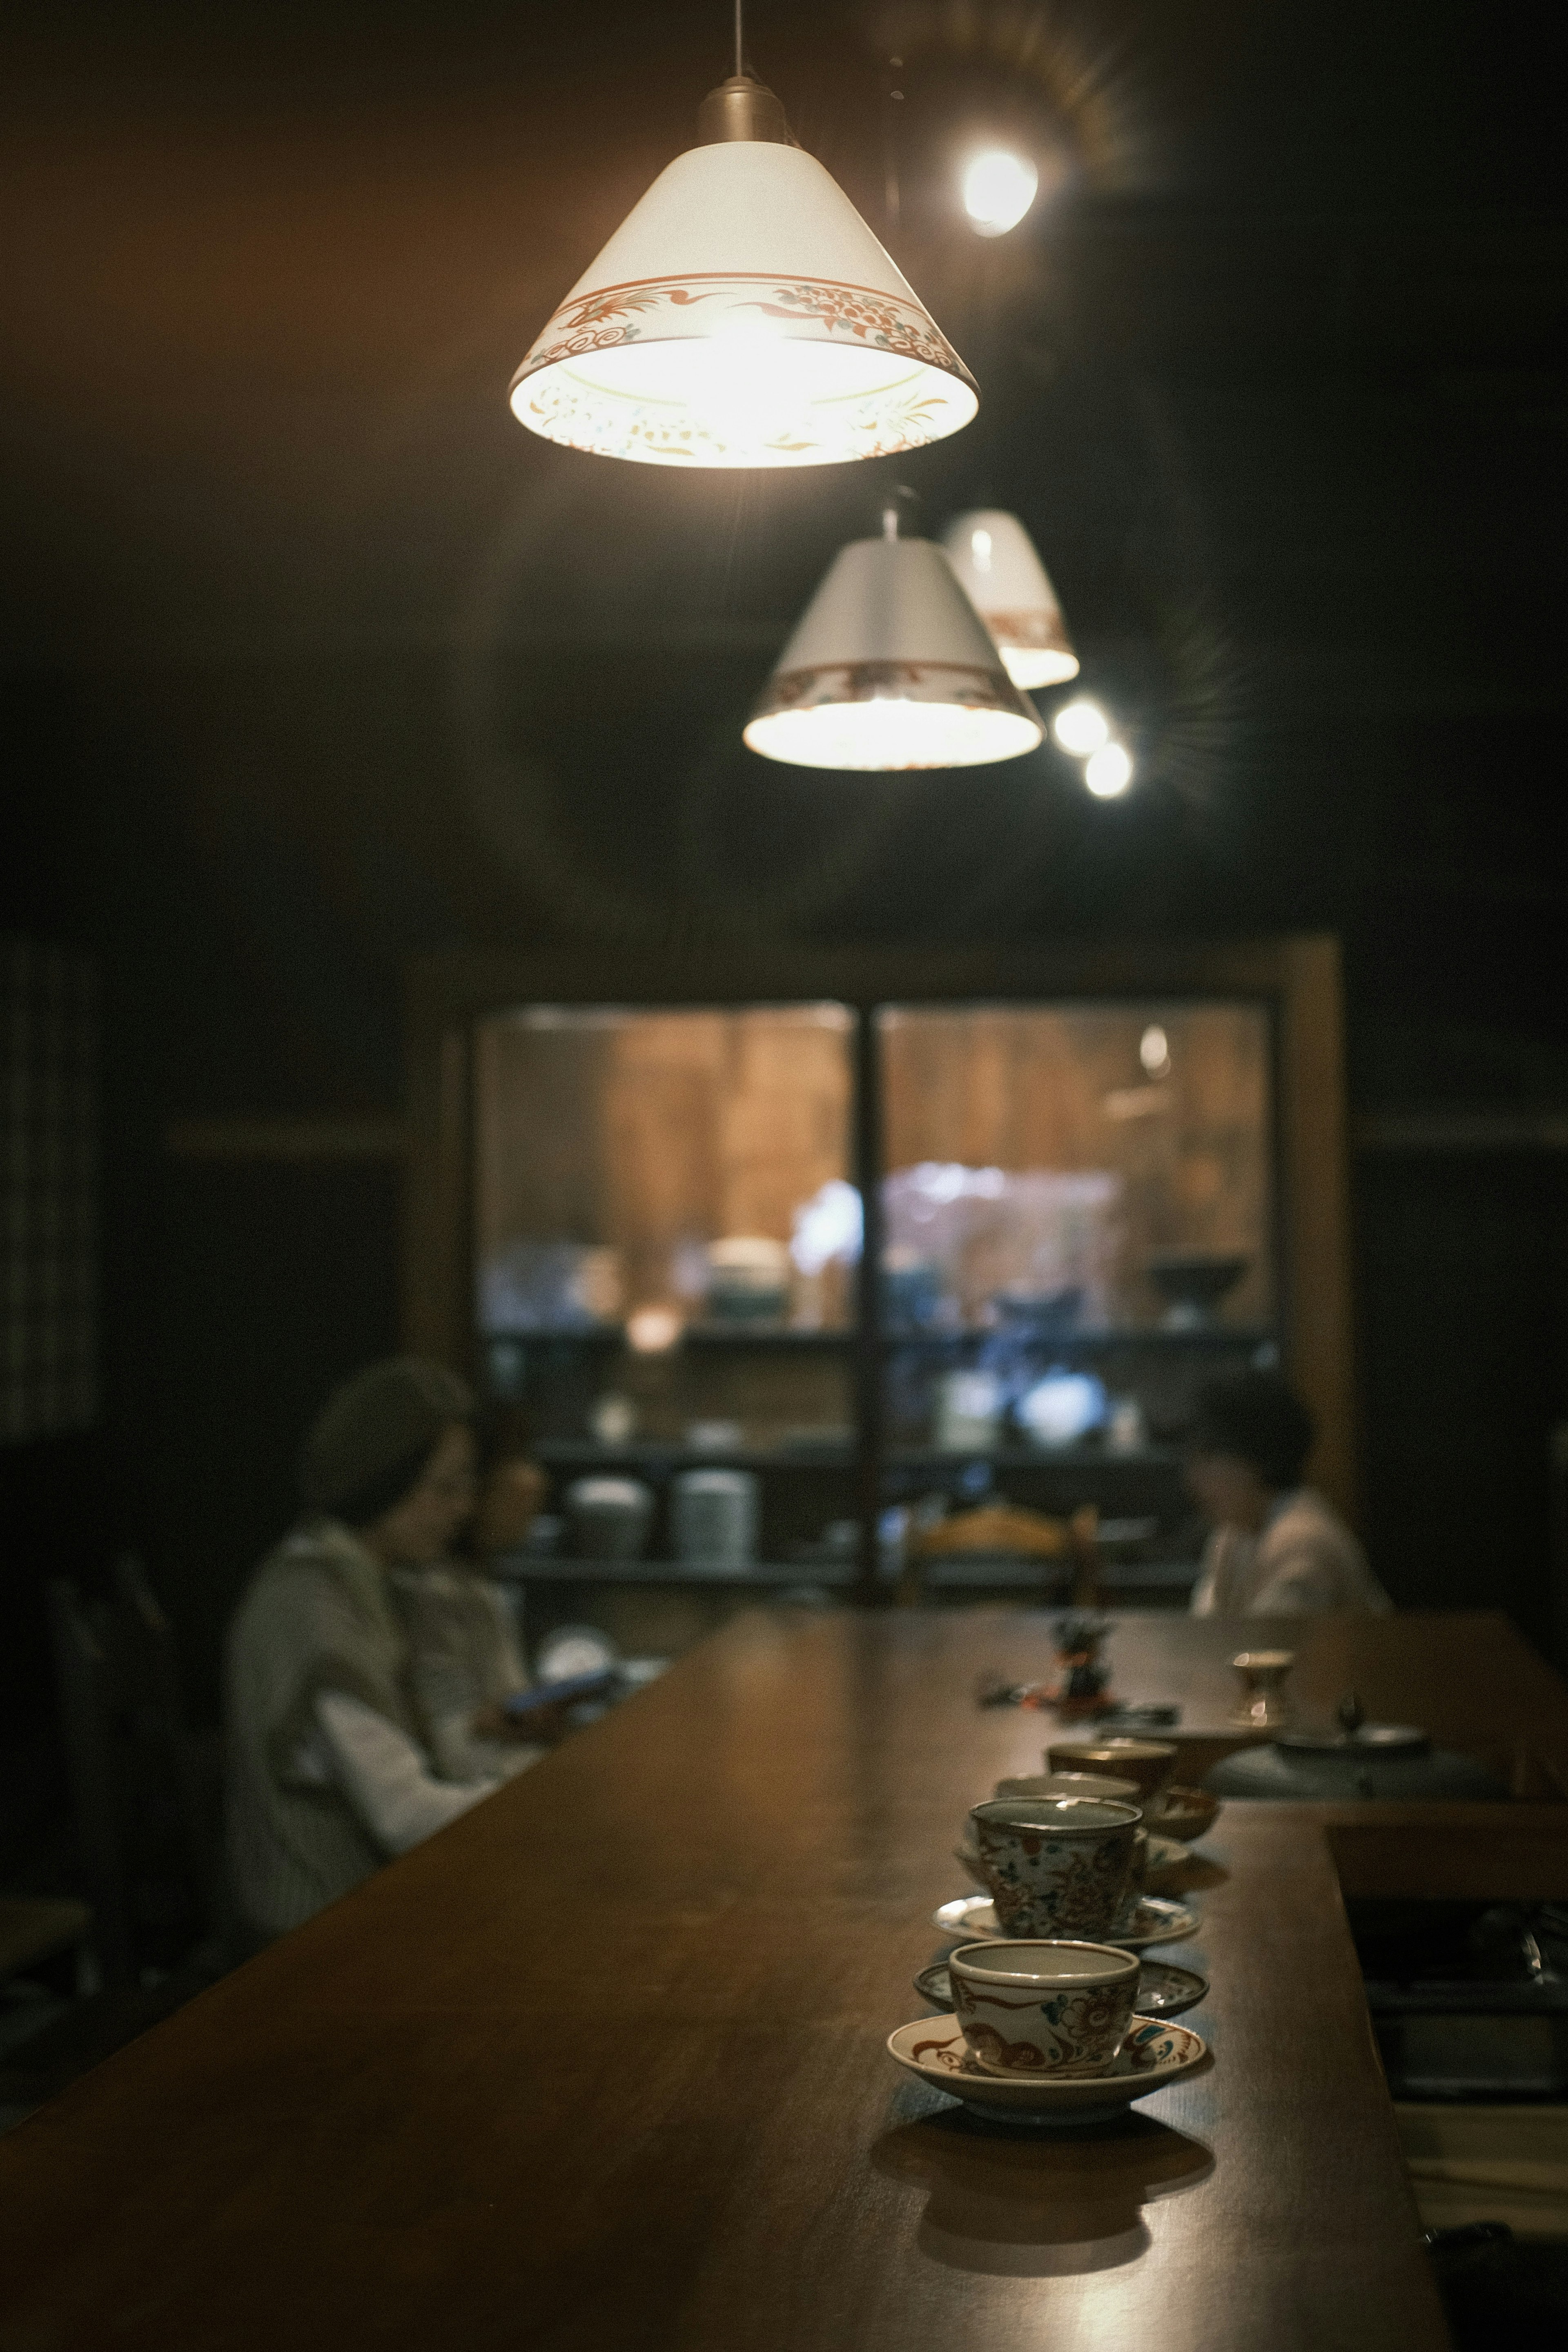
[887,2013,1208,2125]
[671,1468,759,1564]
[969,1795,1141,1939]
[947,1939,1140,2077]
[1046,1737,1178,1806]
[705,1236,790,1323]
[1230,1649,1297,1729]
[994,1771,1141,1805]
[913,1957,1210,2022]
[563,1476,653,1561]
[933,1893,1200,1951]
[1149,1784,1222,1842]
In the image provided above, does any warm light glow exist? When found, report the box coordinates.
[962,149,1039,236]
[968,527,994,572]
[1053,698,1110,755]
[744,697,1042,771]
[1085,742,1134,797]
[513,331,977,469]
[1000,644,1081,689]
[1140,1024,1171,1077]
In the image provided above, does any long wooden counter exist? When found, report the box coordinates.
[3,1608,1567,2350]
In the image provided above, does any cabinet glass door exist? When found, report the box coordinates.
[473,1002,858,1561]
[876,1000,1278,1588]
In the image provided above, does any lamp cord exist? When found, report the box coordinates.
[734,0,744,78]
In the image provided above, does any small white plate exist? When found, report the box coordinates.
[888,2013,1208,2125]
[931,1893,1200,1950]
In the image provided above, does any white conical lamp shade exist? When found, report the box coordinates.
[941,509,1079,688]
[510,80,977,469]
[744,535,1042,769]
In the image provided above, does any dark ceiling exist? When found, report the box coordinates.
[2,0,1566,1093]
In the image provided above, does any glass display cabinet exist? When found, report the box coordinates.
[405,939,1352,1628]
[472,1002,860,1566]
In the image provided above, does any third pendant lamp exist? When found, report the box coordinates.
[509,66,977,468]
[940,509,1080,688]
[744,508,1042,770]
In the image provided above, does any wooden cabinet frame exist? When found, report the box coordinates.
[403,934,1356,1523]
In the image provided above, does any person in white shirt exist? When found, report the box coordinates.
[226,1360,566,1942]
[1186,1370,1392,1617]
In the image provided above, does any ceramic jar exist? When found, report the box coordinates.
[969,1795,1141,1939]
[947,1939,1140,2076]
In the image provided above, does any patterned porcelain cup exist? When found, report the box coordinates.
[970,1795,1141,1939]
[1111,1826,1150,1933]
[948,1939,1141,2077]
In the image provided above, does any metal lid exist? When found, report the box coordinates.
[1274,1688,1428,1757]
[1275,1723,1430,1756]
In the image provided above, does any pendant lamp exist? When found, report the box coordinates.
[509,74,978,468]
[940,509,1079,689]
[744,508,1042,770]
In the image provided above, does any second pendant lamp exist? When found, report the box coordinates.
[940,510,1080,688]
[744,509,1042,770]
[509,74,977,468]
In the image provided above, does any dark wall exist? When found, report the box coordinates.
[5,643,1568,1754]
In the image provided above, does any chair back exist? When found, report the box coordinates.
[46,1562,224,1989]
[46,1579,136,1990]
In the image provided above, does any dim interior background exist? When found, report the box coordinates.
[1,0,1566,1871]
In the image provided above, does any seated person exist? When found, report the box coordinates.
[1186,1370,1392,1616]
[389,1407,562,1786]
[227,1359,548,1942]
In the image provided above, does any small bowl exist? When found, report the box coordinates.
[1149,1784,1221,1842]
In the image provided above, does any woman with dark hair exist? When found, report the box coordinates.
[1186,1370,1392,1616]
[226,1359,528,1942]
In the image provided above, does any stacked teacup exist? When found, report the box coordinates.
[948,1791,1146,2082]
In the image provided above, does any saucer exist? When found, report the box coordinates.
[913,1957,1209,2020]
[932,1894,1200,1950]
[888,2013,1208,2125]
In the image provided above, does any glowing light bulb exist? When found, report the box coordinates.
[962,149,1039,236]
[1052,698,1109,756]
[969,527,993,573]
[1085,742,1133,797]
[1140,1025,1171,1077]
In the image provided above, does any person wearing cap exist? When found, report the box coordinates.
[1185,1370,1392,1617]
[226,1359,557,1942]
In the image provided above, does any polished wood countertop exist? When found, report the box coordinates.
[4,1608,1567,2351]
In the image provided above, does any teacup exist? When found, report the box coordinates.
[1231,1649,1296,1729]
[1112,1826,1149,1931]
[970,1795,1141,1939]
[948,1939,1141,2077]
[994,1770,1142,1806]
[1046,1738,1178,1809]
